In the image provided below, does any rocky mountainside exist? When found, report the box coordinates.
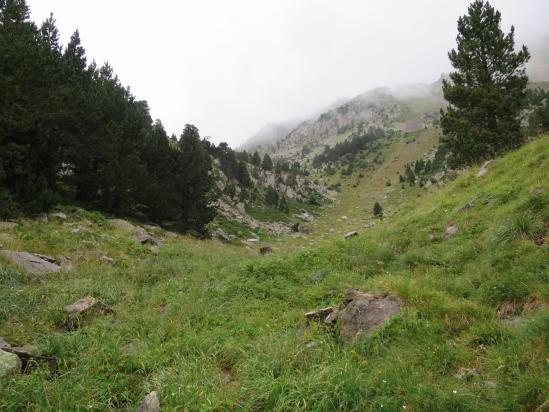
[268,77,447,162]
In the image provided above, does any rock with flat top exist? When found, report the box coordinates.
[137,391,160,412]
[65,296,114,330]
[0,349,21,379]
[344,231,358,239]
[0,251,60,276]
[338,289,402,342]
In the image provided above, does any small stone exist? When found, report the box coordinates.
[0,349,21,379]
[454,367,479,381]
[305,307,337,324]
[485,381,497,389]
[444,224,458,238]
[100,255,115,264]
[246,238,259,243]
[65,296,113,315]
[49,212,67,221]
[137,391,160,412]
[35,214,48,223]
[65,296,114,330]
[0,337,11,350]
[344,231,358,239]
[459,200,475,212]
[530,188,544,196]
[476,160,493,178]
[305,341,320,350]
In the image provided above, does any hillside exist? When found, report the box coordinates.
[268,78,446,163]
[1,135,547,410]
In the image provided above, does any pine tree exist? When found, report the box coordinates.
[261,153,273,171]
[440,0,530,166]
[236,160,252,187]
[373,202,383,219]
[265,186,278,206]
[251,151,261,166]
[277,196,289,213]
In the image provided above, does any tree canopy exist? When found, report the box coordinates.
[0,1,216,233]
[440,0,530,166]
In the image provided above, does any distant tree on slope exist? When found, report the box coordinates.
[262,153,273,171]
[373,202,383,219]
[440,0,530,166]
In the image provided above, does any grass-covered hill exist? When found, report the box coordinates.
[0,135,548,411]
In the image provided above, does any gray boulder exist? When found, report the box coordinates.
[338,289,402,342]
[137,391,160,412]
[0,349,21,379]
[0,251,61,276]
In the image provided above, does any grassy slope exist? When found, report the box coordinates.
[0,136,548,411]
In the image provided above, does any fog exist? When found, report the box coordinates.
[28,1,548,146]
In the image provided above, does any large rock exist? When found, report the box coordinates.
[0,349,21,379]
[0,251,61,276]
[0,222,18,230]
[338,289,403,342]
[137,391,160,412]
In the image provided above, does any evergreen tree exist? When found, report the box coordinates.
[236,160,252,187]
[251,151,261,166]
[440,0,530,166]
[404,164,416,186]
[277,196,289,213]
[261,153,273,171]
[265,186,278,206]
[373,202,383,219]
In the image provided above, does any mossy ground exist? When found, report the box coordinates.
[0,135,548,411]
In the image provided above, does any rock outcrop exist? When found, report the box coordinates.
[0,251,61,277]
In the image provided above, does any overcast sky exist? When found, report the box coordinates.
[28,1,548,146]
